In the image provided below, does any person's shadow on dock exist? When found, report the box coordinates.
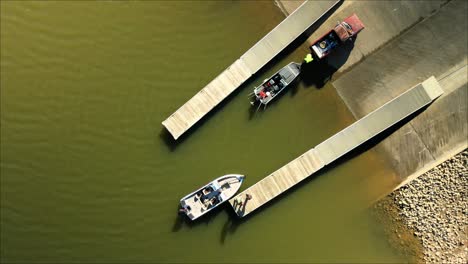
[301,37,356,88]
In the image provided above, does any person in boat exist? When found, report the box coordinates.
[202,186,213,195]
[209,197,218,207]
[178,205,191,214]
[203,197,215,208]
[195,191,202,201]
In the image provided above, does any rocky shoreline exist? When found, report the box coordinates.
[374,150,467,263]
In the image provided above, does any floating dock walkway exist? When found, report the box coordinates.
[162,0,340,139]
[229,77,444,217]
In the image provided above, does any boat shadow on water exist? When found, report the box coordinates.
[171,201,244,245]
[170,197,245,245]
[171,202,227,232]
[171,203,244,245]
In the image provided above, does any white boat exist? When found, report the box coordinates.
[250,62,301,106]
[179,174,245,220]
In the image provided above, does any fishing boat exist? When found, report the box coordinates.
[179,174,244,220]
[250,62,301,106]
[309,13,365,60]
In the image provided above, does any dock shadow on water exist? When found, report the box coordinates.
[159,72,267,150]
[157,88,243,152]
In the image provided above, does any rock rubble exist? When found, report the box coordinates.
[378,150,467,263]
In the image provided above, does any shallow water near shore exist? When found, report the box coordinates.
[2,1,406,262]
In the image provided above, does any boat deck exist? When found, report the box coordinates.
[229,77,444,217]
[162,0,341,139]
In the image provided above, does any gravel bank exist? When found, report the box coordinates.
[374,150,467,263]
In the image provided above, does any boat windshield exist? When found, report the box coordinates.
[211,181,221,191]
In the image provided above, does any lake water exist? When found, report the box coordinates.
[1,1,406,262]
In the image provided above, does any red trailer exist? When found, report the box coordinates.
[310,14,365,60]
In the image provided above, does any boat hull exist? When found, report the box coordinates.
[251,62,301,106]
[179,174,244,220]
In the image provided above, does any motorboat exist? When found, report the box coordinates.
[179,174,244,220]
[250,62,301,106]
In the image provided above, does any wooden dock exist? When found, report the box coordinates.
[162,0,340,139]
[229,77,444,217]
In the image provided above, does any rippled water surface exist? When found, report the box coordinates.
[1,1,406,262]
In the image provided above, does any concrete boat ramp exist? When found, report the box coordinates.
[229,77,444,217]
[162,0,340,140]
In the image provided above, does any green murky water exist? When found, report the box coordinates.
[1,1,405,262]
